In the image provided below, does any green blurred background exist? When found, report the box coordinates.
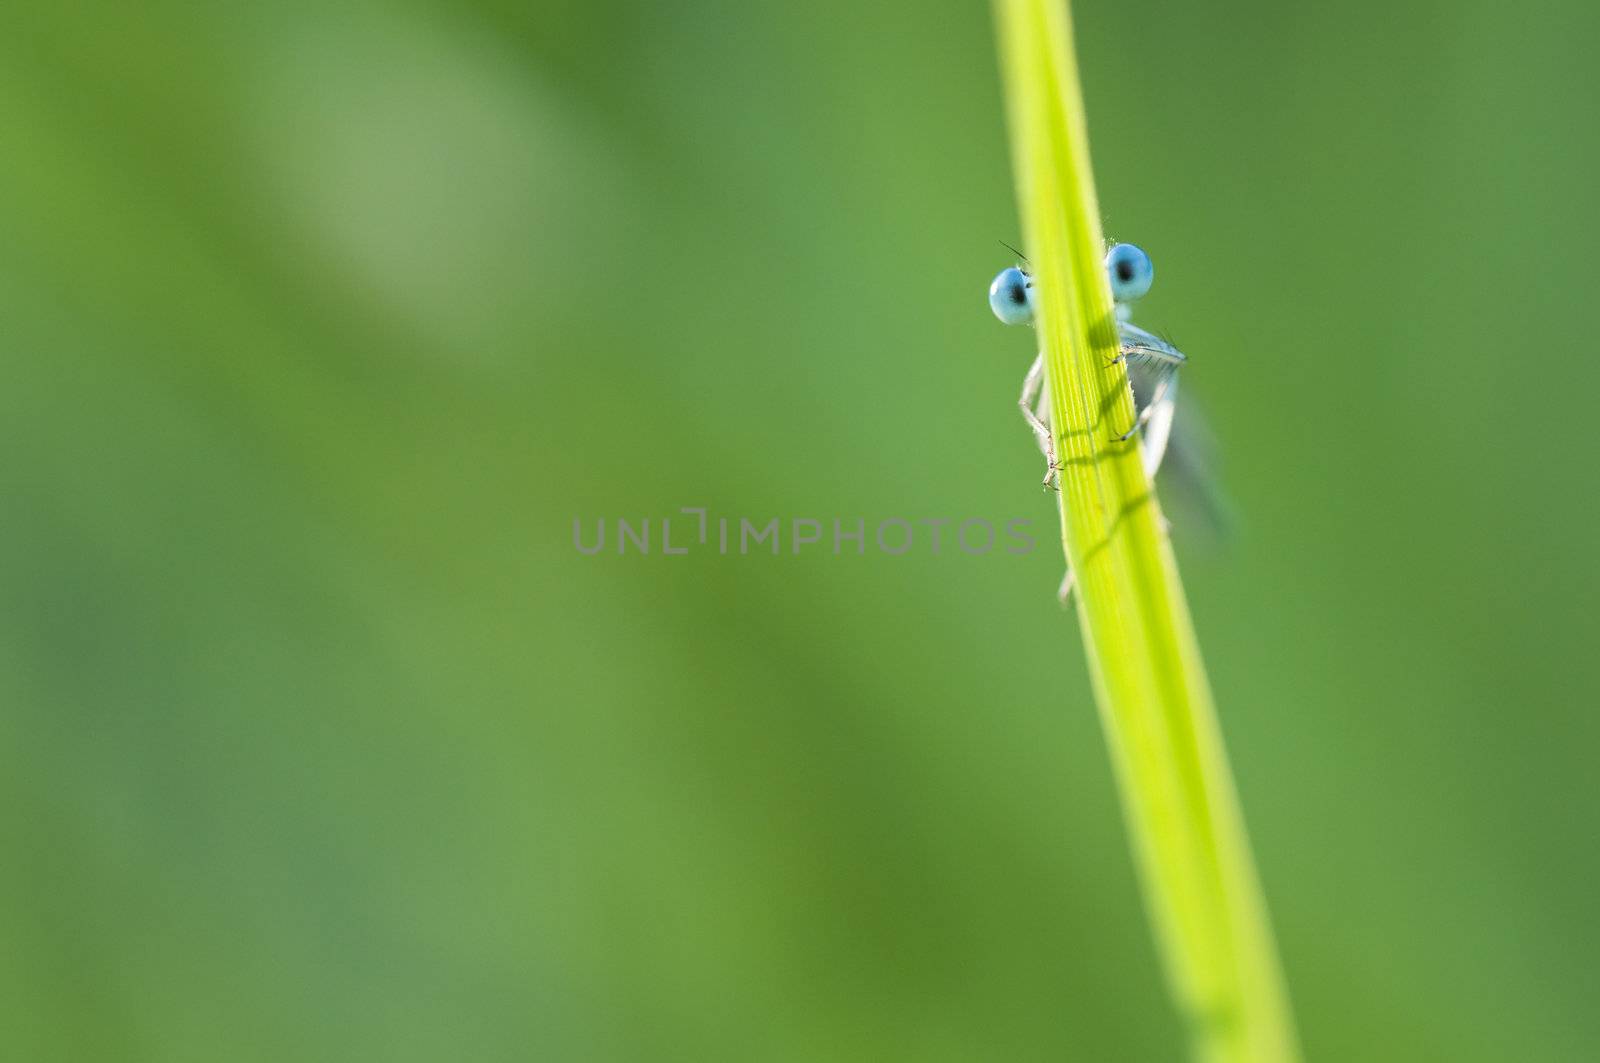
[4,1,1598,1059]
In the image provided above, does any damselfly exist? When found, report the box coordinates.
[989,243,1198,600]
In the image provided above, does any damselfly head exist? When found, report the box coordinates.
[1105,243,1154,304]
[988,266,1035,326]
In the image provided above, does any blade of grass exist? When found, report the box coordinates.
[991,3,1300,1060]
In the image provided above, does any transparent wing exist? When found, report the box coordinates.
[1158,394,1236,545]
[1121,325,1184,481]
[1117,321,1232,542]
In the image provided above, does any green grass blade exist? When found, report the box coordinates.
[991,3,1301,1059]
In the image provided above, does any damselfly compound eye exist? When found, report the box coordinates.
[1105,243,1154,303]
[989,266,1035,325]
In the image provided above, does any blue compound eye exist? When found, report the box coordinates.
[988,266,1035,325]
[1105,243,1154,303]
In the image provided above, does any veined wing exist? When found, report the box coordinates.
[1119,322,1185,480]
